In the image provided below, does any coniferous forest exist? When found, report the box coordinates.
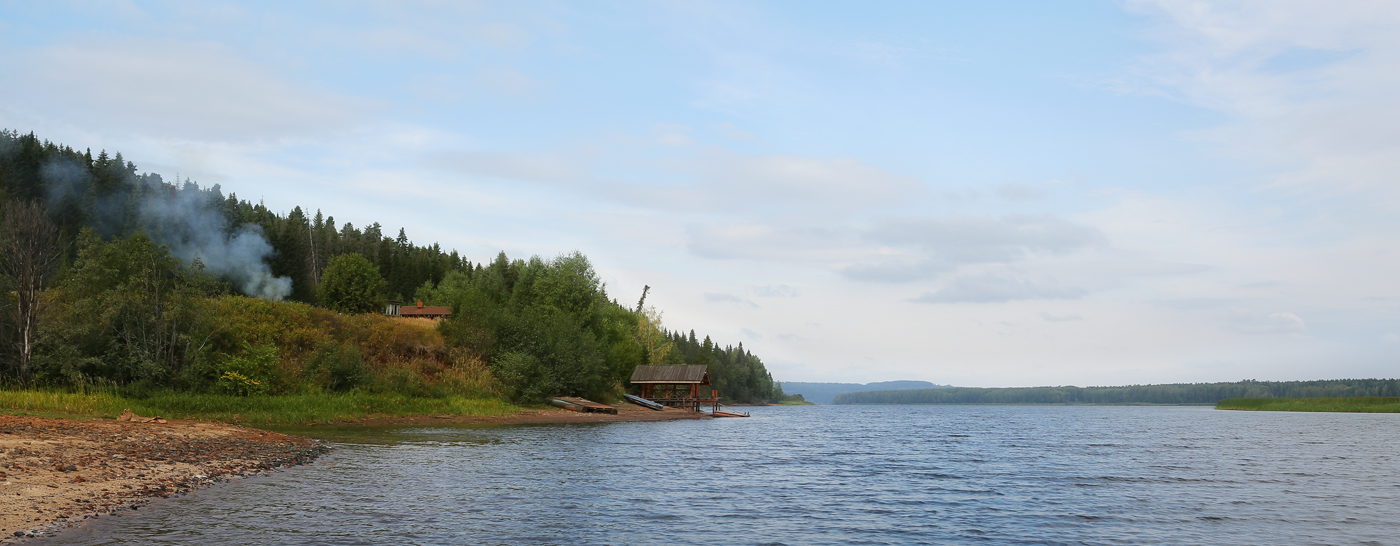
[0,129,782,404]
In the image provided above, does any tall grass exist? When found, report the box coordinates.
[1217,397,1400,413]
[0,389,519,427]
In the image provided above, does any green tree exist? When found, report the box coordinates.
[317,253,386,314]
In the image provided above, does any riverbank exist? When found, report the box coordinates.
[0,390,519,427]
[0,414,330,542]
[1216,396,1400,413]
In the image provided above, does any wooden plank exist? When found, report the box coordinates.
[550,399,584,412]
[557,397,618,414]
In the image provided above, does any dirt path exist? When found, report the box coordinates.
[0,414,329,542]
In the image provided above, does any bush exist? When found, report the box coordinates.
[305,341,367,392]
[215,343,277,396]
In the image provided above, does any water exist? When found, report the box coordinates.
[48,405,1400,545]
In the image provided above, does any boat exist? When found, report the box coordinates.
[623,393,665,411]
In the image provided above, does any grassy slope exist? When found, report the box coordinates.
[0,390,518,427]
[1217,397,1400,413]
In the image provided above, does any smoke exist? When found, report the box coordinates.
[40,157,294,301]
[139,185,293,301]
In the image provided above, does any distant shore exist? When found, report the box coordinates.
[1216,397,1400,413]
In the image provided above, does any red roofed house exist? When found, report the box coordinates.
[387,300,452,319]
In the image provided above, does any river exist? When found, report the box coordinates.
[47,405,1400,545]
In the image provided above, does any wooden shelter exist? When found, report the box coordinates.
[629,365,719,412]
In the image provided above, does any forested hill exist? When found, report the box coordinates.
[833,379,1400,405]
[0,129,782,404]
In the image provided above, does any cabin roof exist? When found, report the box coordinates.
[629,364,709,384]
[400,305,452,317]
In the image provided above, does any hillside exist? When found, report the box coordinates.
[0,129,782,404]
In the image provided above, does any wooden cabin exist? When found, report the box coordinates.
[628,364,719,412]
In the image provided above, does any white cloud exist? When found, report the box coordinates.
[1126,0,1400,206]
[1038,312,1083,322]
[473,66,544,98]
[842,215,1106,282]
[0,37,372,141]
[751,284,799,298]
[703,292,757,307]
[909,273,1087,304]
[1225,309,1306,335]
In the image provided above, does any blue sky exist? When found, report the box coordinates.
[3,1,1397,386]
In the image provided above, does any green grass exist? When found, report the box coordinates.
[775,400,815,406]
[0,389,520,426]
[1217,396,1400,413]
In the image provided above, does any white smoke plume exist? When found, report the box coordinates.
[140,182,293,301]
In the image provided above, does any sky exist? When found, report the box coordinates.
[2,1,1397,387]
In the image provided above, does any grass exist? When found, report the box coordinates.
[775,400,815,406]
[1217,397,1400,413]
[0,389,520,427]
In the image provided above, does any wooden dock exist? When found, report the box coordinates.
[553,397,618,414]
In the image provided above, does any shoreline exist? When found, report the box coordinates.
[308,402,712,426]
[0,414,329,542]
[0,403,707,540]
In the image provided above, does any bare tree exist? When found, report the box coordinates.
[0,202,63,385]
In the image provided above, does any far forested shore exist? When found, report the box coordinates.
[833,379,1400,405]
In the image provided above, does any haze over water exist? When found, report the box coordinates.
[52,406,1400,545]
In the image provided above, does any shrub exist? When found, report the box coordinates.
[305,341,367,392]
[215,343,277,396]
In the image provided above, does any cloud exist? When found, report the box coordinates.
[1125,0,1400,205]
[675,149,923,212]
[1225,309,1306,335]
[473,66,543,97]
[909,274,1087,304]
[1038,312,1083,322]
[739,327,763,339]
[0,37,372,141]
[751,284,799,297]
[703,292,758,307]
[717,122,758,140]
[432,139,920,215]
[842,214,1106,282]
[995,182,1049,202]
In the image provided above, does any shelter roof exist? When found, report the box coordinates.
[629,365,709,384]
[400,305,451,317]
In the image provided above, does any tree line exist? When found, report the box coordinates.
[832,379,1400,405]
[0,129,782,403]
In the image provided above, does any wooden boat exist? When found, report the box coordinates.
[623,394,665,411]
